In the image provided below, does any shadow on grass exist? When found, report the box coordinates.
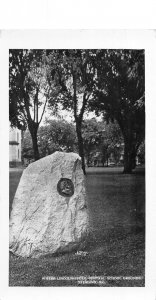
[9,226,145,287]
[86,166,145,176]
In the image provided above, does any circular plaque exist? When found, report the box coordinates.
[57,178,74,197]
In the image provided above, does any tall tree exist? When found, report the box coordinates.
[9,49,51,160]
[46,50,96,174]
[91,49,145,173]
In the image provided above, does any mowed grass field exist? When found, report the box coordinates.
[9,166,145,287]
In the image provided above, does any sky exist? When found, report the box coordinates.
[42,105,102,125]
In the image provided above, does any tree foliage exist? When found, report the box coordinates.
[82,118,123,165]
[137,140,145,164]
[38,119,77,156]
[10,49,145,173]
[9,49,52,160]
[45,50,97,173]
[90,49,145,173]
[22,119,77,160]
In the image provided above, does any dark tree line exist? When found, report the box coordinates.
[9,49,145,174]
[91,49,145,173]
[22,118,125,168]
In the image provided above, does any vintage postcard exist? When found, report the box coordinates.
[0,29,156,300]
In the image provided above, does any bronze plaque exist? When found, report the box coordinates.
[57,178,74,197]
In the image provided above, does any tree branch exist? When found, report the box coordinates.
[73,72,78,122]
[22,107,28,122]
[23,91,33,125]
[39,95,48,125]
[34,94,36,122]
[79,92,90,121]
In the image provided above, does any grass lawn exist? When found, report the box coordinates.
[9,166,145,287]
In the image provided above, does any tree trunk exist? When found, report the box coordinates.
[29,123,40,161]
[32,133,40,161]
[21,130,25,165]
[76,123,86,175]
[87,153,90,167]
[123,138,137,174]
[106,157,108,167]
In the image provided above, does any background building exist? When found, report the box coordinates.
[9,127,22,167]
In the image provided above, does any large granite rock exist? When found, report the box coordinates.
[9,152,89,258]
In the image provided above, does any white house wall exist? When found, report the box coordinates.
[9,127,21,162]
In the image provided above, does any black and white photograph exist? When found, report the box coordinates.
[9,47,145,287]
[0,28,156,300]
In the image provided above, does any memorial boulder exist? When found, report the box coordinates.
[9,152,89,258]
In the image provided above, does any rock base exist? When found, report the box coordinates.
[9,152,89,258]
